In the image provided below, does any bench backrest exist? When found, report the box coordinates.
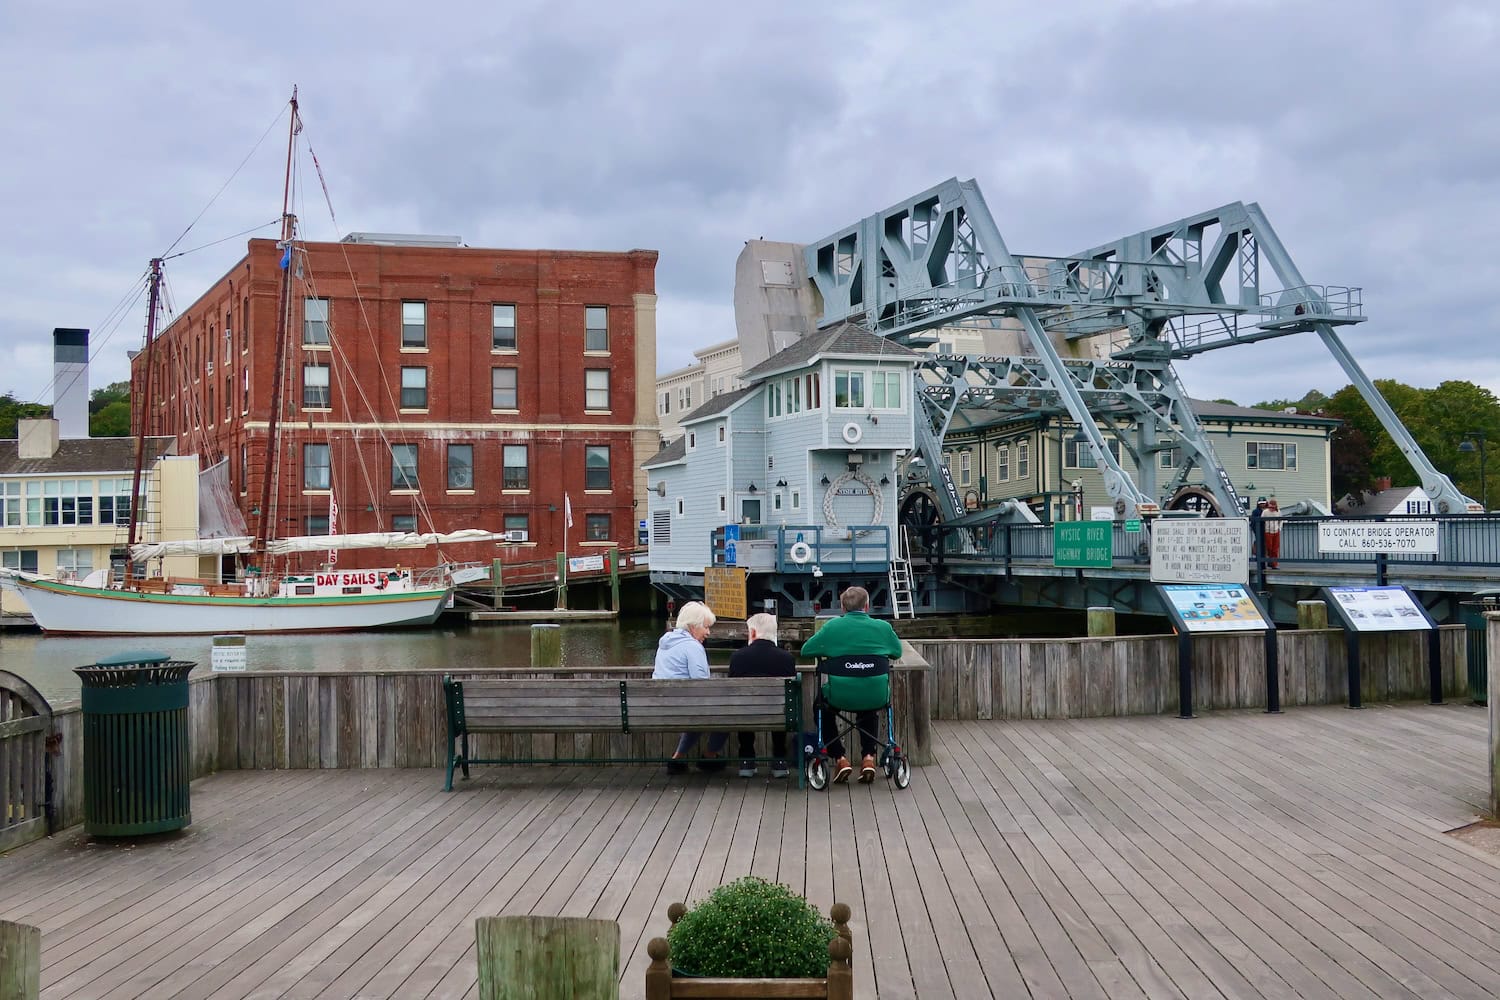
[445,677,799,734]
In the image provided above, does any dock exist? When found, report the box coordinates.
[3,704,1497,998]
[466,608,619,623]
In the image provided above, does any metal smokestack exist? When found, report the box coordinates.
[52,327,89,439]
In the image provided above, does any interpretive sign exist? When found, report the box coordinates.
[211,634,247,672]
[1090,506,1115,522]
[1150,518,1249,584]
[1326,585,1432,632]
[704,566,748,620]
[1053,521,1112,568]
[567,554,605,573]
[1317,520,1439,555]
[1158,584,1270,633]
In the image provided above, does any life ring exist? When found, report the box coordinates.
[841,421,863,444]
[788,541,813,565]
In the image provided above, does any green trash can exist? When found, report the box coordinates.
[74,652,196,837]
[1459,589,1500,706]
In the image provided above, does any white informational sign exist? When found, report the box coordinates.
[450,566,490,585]
[1317,520,1440,555]
[1090,506,1116,522]
[211,634,247,672]
[1150,518,1250,584]
[567,554,606,573]
[1327,586,1431,632]
[1160,584,1270,632]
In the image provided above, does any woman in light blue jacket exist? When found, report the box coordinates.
[653,601,726,770]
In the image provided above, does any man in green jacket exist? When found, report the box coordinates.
[801,585,902,783]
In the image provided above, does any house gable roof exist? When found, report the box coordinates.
[0,436,177,476]
[641,435,687,469]
[740,322,922,382]
[679,385,758,427]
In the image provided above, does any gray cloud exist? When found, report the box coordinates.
[1,0,1495,417]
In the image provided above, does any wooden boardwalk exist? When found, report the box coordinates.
[2,704,1497,999]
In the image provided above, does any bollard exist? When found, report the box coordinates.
[476,915,618,1000]
[1297,600,1328,630]
[0,919,40,1000]
[1086,606,1116,637]
[490,557,504,609]
[531,623,562,668]
[608,546,620,613]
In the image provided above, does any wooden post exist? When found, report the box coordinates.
[1297,600,1328,630]
[475,915,619,1000]
[608,546,621,613]
[1086,606,1116,637]
[490,557,504,610]
[1488,612,1500,817]
[555,552,568,610]
[827,903,854,1000]
[531,624,561,669]
[643,936,672,1000]
[0,920,40,1000]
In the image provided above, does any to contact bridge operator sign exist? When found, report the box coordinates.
[1317,520,1439,555]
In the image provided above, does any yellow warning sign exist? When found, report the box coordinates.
[703,566,749,620]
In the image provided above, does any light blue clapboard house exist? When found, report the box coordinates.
[643,324,920,617]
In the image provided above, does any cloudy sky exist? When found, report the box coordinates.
[2,0,1496,411]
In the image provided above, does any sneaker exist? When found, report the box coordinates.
[832,757,853,783]
[666,754,687,775]
[858,755,877,783]
[770,760,790,779]
[738,760,757,778]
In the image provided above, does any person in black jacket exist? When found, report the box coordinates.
[729,612,797,778]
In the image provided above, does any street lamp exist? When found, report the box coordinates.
[1459,431,1488,511]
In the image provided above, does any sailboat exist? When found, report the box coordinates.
[0,89,505,635]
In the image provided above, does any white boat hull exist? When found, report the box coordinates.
[6,577,451,635]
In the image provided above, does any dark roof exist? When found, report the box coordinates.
[1189,398,1340,425]
[740,322,923,382]
[0,436,176,476]
[679,385,758,426]
[641,435,687,469]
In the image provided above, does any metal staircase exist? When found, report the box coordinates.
[888,528,916,619]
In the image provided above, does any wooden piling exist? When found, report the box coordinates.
[0,920,40,1000]
[490,557,504,609]
[555,552,568,610]
[1298,600,1329,630]
[1488,612,1500,817]
[531,624,562,669]
[475,915,618,1000]
[1086,606,1116,637]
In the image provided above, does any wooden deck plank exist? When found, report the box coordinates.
[2,705,1497,999]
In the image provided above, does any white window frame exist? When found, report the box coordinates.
[401,300,426,348]
[492,303,517,351]
[870,370,902,410]
[996,445,1010,482]
[585,369,610,410]
[585,305,609,352]
[303,297,330,346]
[833,369,865,409]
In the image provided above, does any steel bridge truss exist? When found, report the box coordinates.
[808,178,1477,520]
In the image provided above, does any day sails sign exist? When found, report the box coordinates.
[1150,518,1250,584]
[1317,520,1439,555]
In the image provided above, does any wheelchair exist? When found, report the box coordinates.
[804,654,912,791]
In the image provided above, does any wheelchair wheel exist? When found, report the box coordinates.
[889,752,911,789]
[807,756,830,791]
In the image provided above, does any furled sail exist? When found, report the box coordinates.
[129,528,509,562]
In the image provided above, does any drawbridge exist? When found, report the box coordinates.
[798,177,1478,529]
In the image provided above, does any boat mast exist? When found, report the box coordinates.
[126,258,164,552]
[253,86,302,559]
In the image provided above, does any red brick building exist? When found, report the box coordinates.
[130,234,659,569]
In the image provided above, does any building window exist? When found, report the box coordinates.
[585,445,610,490]
[304,443,331,490]
[400,367,428,409]
[1066,437,1121,469]
[303,363,330,408]
[306,515,330,535]
[1159,447,1180,470]
[960,450,971,486]
[773,492,783,512]
[1246,441,1297,471]
[98,478,133,525]
[872,371,902,409]
[585,513,610,541]
[997,445,1010,481]
[447,444,474,490]
[401,301,426,348]
[719,495,726,513]
[304,297,329,345]
[503,445,529,490]
[680,385,692,410]
[659,392,671,416]
[585,306,608,352]
[1405,499,1432,514]
[242,368,249,414]
[688,431,696,449]
[675,497,685,516]
[503,513,529,539]
[1,481,19,527]
[392,514,417,533]
[492,304,516,350]
[1,549,38,573]
[1018,440,1030,479]
[492,368,518,409]
[55,548,92,578]
[791,490,801,509]
[833,370,865,408]
[391,444,418,490]
[807,372,821,409]
[585,369,610,410]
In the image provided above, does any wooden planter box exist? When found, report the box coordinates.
[644,901,854,999]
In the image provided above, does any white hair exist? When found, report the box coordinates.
[675,601,717,630]
[745,612,778,643]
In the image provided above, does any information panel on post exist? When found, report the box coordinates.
[1150,518,1250,585]
[1324,585,1434,632]
[1157,584,1271,633]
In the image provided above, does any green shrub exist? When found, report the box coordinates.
[668,876,836,978]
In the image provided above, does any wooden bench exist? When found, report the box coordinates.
[442,676,803,790]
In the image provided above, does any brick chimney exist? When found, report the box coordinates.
[1375,476,1393,492]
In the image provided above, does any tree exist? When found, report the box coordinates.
[0,393,50,439]
[90,399,132,437]
[89,381,130,414]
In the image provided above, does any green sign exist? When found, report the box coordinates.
[1124,519,1142,533]
[1053,521,1114,568]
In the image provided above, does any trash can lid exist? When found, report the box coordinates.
[92,650,173,667]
